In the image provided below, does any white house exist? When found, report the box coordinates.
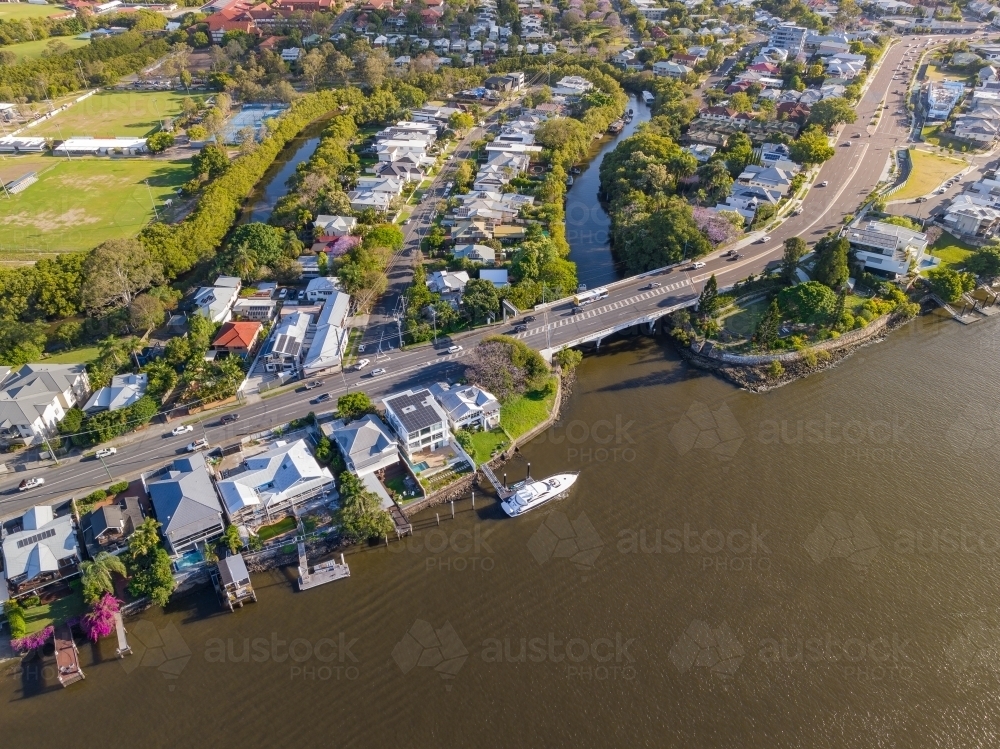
[192,276,241,324]
[0,364,90,444]
[302,290,351,375]
[479,268,509,288]
[313,215,357,237]
[653,60,693,78]
[2,505,80,598]
[322,414,400,475]
[281,47,304,62]
[83,373,148,414]
[427,270,470,296]
[846,220,932,277]
[305,276,340,302]
[452,244,497,264]
[429,382,500,431]
[382,388,451,460]
[215,439,334,527]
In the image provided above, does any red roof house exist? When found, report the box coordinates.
[212,321,263,358]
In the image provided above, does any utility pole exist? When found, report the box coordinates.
[42,433,60,466]
[98,455,113,482]
[144,179,160,220]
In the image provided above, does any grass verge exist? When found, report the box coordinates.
[500,377,558,439]
[894,149,966,201]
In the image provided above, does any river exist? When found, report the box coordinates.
[6,101,1000,748]
[565,94,651,289]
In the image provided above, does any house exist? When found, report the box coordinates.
[738,164,794,195]
[653,60,693,78]
[685,144,717,162]
[215,439,334,527]
[192,276,241,324]
[83,373,148,414]
[233,298,279,322]
[429,382,500,431]
[382,388,451,460]
[452,244,497,264]
[302,290,351,375]
[2,505,80,598]
[313,215,356,237]
[264,311,310,373]
[824,53,866,79]
[713,184,780,224]
[846,220,931,277]
[699,106,737,122]
[145,453,226,557]
[81,494,145,558]
[214,552,256,610]
[281,47,303,62]
[777,101,811,124]
[427,270,470,296]
[552,75,594,95]
[479,269,509,288]
[954,112,1000,143]
[322,414,400,475]
[0,363,90,445]
[926,80,965,120]
[941,194,1000,239]
[348,189,394,212]
[305,276,340,302]
[769,22,807,54]
[212,320,263,359]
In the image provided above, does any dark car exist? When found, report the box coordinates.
[221,413,240,424]
[572,306,584,315]
[524,315,536,323]
[513,324,528,333]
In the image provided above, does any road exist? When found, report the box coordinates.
[0,33,976,519]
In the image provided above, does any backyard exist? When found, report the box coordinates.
[894,149,966,201]
[29,91,203,139]
[467,428,509,465]
[920,125,976,153]
[2,36,89,62]
[256,516,297,542]
[33,345,101,364]
[22,588,86,635]
[500,377,558,439]
[0,155,191,260]
[926,229,975,271]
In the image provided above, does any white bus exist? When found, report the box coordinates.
[573,287,609,306]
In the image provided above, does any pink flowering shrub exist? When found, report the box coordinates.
[81,593,120,643]
[692,207,741,246]
[11,625,53,654]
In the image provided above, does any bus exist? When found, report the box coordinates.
[573,287,609,306]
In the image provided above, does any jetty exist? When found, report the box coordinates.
[54,624,84,687]
[114,612,132,658]
[479,462,514,501]
[297,544,350,591]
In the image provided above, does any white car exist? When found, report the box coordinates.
[18,477,44,491]
[757,235,771,243]
[95,448,117,459]
[187,439,209,452]
[370,368,387,377]
[447,345,463,353]
[691,261,706,269]
[819,181,829,187]
[356,358,371,370]
[171,424,193,436]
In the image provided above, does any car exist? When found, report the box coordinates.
[819,181,829,187]
[221,413,240,424]
[314,392,331,403]
[447,345,463,353]
[757,235,771,243]
[95,448,117,459]
[305,380,324,390]
[298,290,306,300]
[642,282,662,290]
[852,132,861,138]
[728,253,742,261]
[572,306,584,314]
[513,324,528,333]
[278,288,288,299]
[370,368,387,377]
[916,197,928,203]
[793,207,804,216]
[524,315,536,323]
[357,344,365,354]
[356,358,371,370]
[187,439,209,452]
[171,424,193,436]
[18,477,44,491]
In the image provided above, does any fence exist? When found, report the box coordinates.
[881,149,913,199]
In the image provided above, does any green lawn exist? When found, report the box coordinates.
[467,428,509,464]
[500,377,558,439]
[34,345,100,364]
[30,91,203,139]
[23,589,86,635]
[921,125,976,153]
[256,516,297,542]
[721,299,769,339]
[894,149,966,201]
[927,230,976,271]
[0,3,69,19]
[0,156,191,258]
[1,36,89,62]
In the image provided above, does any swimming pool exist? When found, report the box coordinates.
[174,548,204,572]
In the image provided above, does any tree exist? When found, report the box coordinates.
[0,321,48,367]
[777,281,838,323]
[270,255,302,284]
[554,348,583,372]
[807,97,857,131]
[812,235,850,289]
[753,299,781,349]
[222,524,242,555]
[466,336,550,401]
[697,274,720,316]
[191,143,230,180]
[146,131,175,153]
[129,293,166,332]
[927,267,976,304]
[80,551,127,604]
[966,246,1000,279]
[729,91,753,112]
[781,237,808,282]
[337,471,394,543]
[222,222,286,272]
[126,518,176,607]
[337,392,375,422]
[789,125,835,165]
[724,132,754,178]
[448,111,475,132]
[696,160,733,205]
[82,239,165,313]
[462,278,500,323]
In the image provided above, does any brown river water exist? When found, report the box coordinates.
[4,310,1000,747]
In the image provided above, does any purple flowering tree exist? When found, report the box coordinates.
[692,207,741,246]
[11,625,53,654]
[81,593,121,643]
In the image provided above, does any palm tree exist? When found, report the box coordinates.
[230,242,257,282]
[80,551,127,604]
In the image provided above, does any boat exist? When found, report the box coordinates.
[642,90,655,105]
[628,107,634,115]
[565,175,574,186]
[501,473,580,517]
[608,119,625,134]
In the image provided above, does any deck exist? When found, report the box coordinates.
[298,544,350,590]
[114,612,132,658]
[54,624,84,687]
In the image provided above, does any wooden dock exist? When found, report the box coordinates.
[114,612,132,658]
[54,624,84,687]
[297,544,350,591]
[389,504,412,536]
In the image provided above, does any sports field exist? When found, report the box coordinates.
[0,2,69,20]
[0,155,190,259]
[29,91,203,139]
[2,36,89,61]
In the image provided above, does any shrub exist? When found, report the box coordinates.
[86,489,108,504]
[766,360,785,379]
[5,601,26,639]
[108,481,129,495]
[802,349,818,367]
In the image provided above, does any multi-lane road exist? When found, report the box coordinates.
[0,33,973,518]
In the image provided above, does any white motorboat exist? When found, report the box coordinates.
[501,473,580,517]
